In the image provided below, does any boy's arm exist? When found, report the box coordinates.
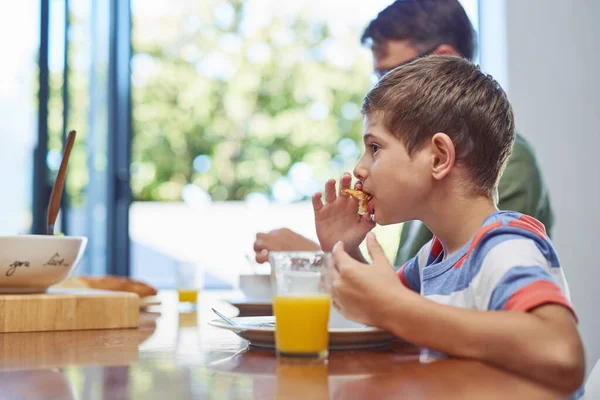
[331,234,584,394]
[381,291,584,394]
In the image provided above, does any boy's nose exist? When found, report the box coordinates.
[353,159,368,182]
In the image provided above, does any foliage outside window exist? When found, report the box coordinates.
[131,0,373,203]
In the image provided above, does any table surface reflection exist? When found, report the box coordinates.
[0,291,568,399]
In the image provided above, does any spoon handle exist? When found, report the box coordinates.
[211,308,237,326]
[47,130,76,235]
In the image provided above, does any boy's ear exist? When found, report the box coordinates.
[429,132,455,181]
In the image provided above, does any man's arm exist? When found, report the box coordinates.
[379,292,585,394]
[253,228,320,263]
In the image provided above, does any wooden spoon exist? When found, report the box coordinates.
[46,130,76,235]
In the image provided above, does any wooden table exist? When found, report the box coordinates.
[0,291,569,399]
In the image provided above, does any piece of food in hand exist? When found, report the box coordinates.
[341,189,372,215]
[78,275,158,297]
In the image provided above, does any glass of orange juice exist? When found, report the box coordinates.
[270,251,333,362]
[176,262,202,311]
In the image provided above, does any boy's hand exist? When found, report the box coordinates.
[312,173,375,252]
[331,232,405,327]
[253,228,320,263]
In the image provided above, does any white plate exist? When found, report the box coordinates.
[208,316,395,350]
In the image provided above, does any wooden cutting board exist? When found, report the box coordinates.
[0,288,139,333]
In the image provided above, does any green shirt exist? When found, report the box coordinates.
[394,134,554,266]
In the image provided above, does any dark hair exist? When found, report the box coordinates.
[361,55,515,196]
[361,0,476,61]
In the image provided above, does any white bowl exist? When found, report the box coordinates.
[0,235,87,293]
[239,274,272,301]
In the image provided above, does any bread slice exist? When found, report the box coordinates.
[341,189,372,215]
[78,276,158,298]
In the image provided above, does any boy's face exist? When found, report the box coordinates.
[353,114,432,225]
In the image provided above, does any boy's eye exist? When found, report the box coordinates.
[370,144,380,153]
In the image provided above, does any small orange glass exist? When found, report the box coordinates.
[176,262,202,311]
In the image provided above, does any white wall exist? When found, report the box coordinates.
[483,0,600,374]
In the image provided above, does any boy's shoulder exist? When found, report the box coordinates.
[473,211,552,246]
[463,211,560,276]
[463,211,571,312]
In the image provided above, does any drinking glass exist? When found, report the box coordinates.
[270,251,333,362]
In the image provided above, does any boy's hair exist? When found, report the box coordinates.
[361,55,515,197]
[361,0,476,61]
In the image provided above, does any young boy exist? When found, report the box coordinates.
[312,55,585,397]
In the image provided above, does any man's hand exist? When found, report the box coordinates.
[312,173,375,253]
[253,228,320,263]
[331,232,405,327]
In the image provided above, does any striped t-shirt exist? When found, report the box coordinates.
[398,212,582,399]
[398,211,574,316]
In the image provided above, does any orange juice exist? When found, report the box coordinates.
[273,294,331,354]
[178,288,198,303]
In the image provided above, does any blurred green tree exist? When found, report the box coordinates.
[131,0,372,201]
